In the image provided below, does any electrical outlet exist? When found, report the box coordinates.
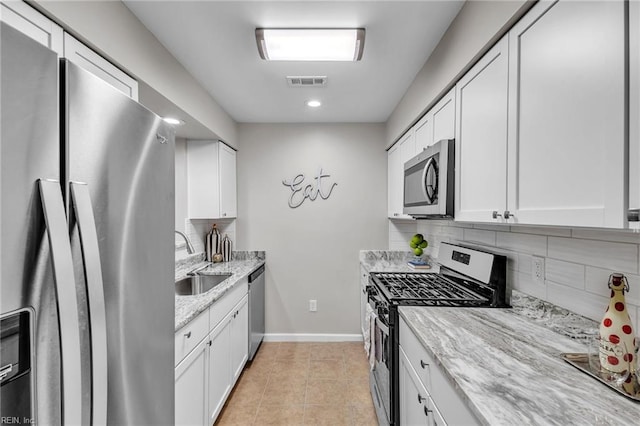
[532,256,545,284]
[309,299,317,312]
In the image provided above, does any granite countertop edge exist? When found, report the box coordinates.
[397,303,640,425]
[174,252,265,331]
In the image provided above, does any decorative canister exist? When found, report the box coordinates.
[222,234,231,262]
[599,273,636,375]
[211,224,221,254]
[205,226,213,262]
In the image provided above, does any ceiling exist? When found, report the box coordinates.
[124,1,464,124]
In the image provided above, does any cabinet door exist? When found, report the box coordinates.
[230,295,249,383]
[207,316,232,425]
[399,347,432,426]
[360,268,368,338]
[388,131,416,219]
[188,140,221,219]
[414,114,433,153]
[507,0,625,228]
[455,36,509,223]
[0,0,63,54]
[219,143,237,218]
[175,338,208,426]
[388,143,401,218]
[432,88,455,143]
[63,33,139,100]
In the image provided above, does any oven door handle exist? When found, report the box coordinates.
[375,314,389,335]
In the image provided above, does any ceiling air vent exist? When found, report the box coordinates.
[286,76,327,87]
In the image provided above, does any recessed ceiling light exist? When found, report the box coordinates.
[256,28,365,61]
[306,100,322,108]
[162,117,185,126]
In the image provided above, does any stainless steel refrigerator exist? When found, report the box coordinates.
[0,22,175,425]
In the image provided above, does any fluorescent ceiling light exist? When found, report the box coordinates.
[256,28,365,61]
[306,100,322,108]
[162,117,185,126]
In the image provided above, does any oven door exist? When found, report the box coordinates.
[403,139,454,218]
[369,306,392,425]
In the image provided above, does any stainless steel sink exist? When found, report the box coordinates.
[175,273,232,296]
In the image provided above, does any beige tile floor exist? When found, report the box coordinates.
[214,342,378,425]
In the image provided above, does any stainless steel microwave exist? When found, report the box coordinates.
[403,139,454,218]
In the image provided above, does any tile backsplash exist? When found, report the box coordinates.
[389,219,640,332]
[175,218,236,260]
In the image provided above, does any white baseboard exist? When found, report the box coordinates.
[263,333,363,342]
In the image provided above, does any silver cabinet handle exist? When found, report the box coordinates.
[492,210,502,219]
[70,182,107,426]
[424,406,432,417]
[503,210,514,219]
[417,393,426,403]
[420,360,428,369]
[184,331,192,338]
[393,213,399,217]
[39,179,82,426]
[222,213,227,217]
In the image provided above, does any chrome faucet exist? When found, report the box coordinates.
[174,230,195,254]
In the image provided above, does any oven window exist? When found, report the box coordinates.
[404,153,439,207]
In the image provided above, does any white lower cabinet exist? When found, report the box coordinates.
[399,347,445,426]
[399,317,478,426]
[230,296,249,382]
[360,267,369,338]
[207,311,232,425]
[175,283,249,426]
[175,337,209,426]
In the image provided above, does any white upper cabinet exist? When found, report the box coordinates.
[388,130,416,219]
[414,114,433,154]
[63,33,139,100]
[1,0,63,54]
[218,143,238,219]
[187,140,237,219]
[506,0,625,228]
[416,88,456,153]
[455,36,509,223]
[455,0,626,228]
[0,1,138,101]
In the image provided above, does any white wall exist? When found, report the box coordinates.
[237,123,388,337]
[175,138,188,233]
[389,219,640,333]
[385,0,532,146]
[33,0,238,146]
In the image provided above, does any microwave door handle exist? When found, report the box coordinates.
[421,157,436,203]
[69,182,108,426]
[38,179,82,425]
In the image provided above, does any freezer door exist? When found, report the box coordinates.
[63,61,175,425]
[0,23,67,425]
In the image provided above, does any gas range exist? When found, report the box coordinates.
[367,242,509,426]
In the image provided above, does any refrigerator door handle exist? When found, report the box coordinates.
[38,179,82,425]
[70,182,107,426]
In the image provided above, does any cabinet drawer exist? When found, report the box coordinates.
[210,278,248,330]
[175,308,209,366]
[400,316,434,391]
[400,316,479,426]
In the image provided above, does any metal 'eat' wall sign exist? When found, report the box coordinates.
[282,168,337,208]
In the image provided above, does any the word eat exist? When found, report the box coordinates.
[282,168,338,208]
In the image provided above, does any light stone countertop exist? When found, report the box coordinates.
[174,251,265,331]
[399,297,640,425]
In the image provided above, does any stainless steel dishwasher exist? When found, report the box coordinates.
[248,265,265,360]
